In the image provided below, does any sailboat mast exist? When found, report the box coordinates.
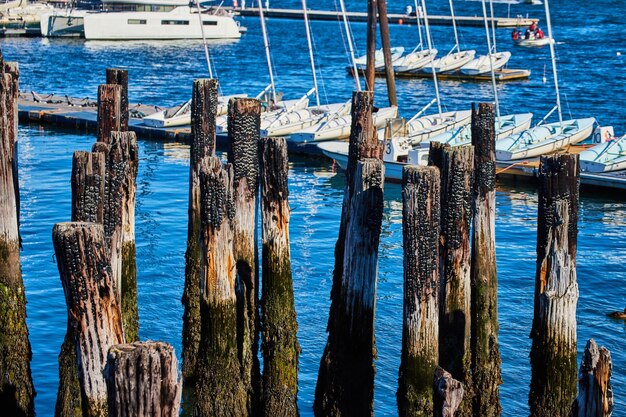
[257,0,277,103]
[544,0,563,124]
[481,0,500,120]
[488,0,497,53]
[195,0,213,78]
[339,0,361,91]
[421,0,442,115]
[302,0,320,106]
[413,0,424,49]
[448,0,460,52]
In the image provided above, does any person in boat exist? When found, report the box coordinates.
[525,29,532,39]
[536,28,545,39]
[512,29,519,40]
[529,21,537,32]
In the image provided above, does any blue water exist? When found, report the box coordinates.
[4,0,626,415]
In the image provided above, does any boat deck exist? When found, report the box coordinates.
[350,67,531,82]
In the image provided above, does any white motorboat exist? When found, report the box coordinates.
[422,50,476,73]
[580,134,626,173]
[40,9,88,37]
[407,110,472,144]
[394,48,438,73]
[495,118,596,160]
[260,102,350,137]
[142,94,247,128]
[289,106,399,143]
[514,36,554,47]
[354,47,405,70]
[460,51,511,75]
[83,5,244,40]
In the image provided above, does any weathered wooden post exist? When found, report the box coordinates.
[53,222,125,417]
[182,79,218,403]
[470,103,502,417]
[365,0,377,90]
[428,141,474,416]
[572,339,614,417]
[55,151,107,417]
[105,342,181,417]
[397,165,440,416]
[377,0,397,106]
[0,54,35,417]
[97,84,121,143]
[529,154,580,417]
[434,367,465,417]
[228,98,261,409]
[5,61,19,229]
[194,157,248,416]
[259,137,300,416]
[106,68,129,131]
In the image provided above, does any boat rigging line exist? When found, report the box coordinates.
[302,0,320,107]
[257,0,277,104]
[420,0,442,115]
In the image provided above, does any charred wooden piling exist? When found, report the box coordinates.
[434,367,465,417]
[227,98,262,410]
[194,157,248,416]
[105,342,181,417]
[259,137,300,416]
[0,55,35,417]
[428,142,474,416]
[572,339,614,417]
[97,84,121,143]
[470,103,502,417]
[106,68,129,131]
[181,79,218,403]
[529,154,580,417]
[397,166,440,416]
[52,222,125,417]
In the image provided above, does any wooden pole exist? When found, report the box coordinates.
[182,79,218,407]
[0,54,35,417]
[314,158,384,417]
[97,84,121,143]
[365,0,377,91]
[259,137,300,416]
[55,150,107,417]
[470,103,502,417]
[52,222,125,417]
[377,0,397,106]
[428,141,474,417]
[194,157,248,416]
[5,61,19,233]
[572,339,614,417]
[106,68,129,131]
[529,154,580,417]
[434,367,465,417]
[227,98,262,410]
[105,342,181,417]
[346,91,380,186]
[397,165,440,416]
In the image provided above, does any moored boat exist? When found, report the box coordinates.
[580,134,626,173]
[422,50,476,73]
[394,48,438,73]
[407,110,472,144]
[142,94,246,128]
[460,51,511,75]
[354,47,405,70]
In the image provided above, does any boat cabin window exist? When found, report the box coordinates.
[161,20,190,25]
[203,21,218,26]
[128,19,147,25]
[103,3,176,12]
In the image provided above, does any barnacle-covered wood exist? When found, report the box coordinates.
[572,339,614,417]
[5,61,19,232]
[434,367,464,417]
[52,222,125,417]
[530,154,579,417]
[228,98,262,411]
[469,103,502,417]
[194,156,248,416]
[97,84,121,143]
[182,79,218,398]
[397,165,440,417]
[105,341,181,417]
[259,137,300,416]
[429,142,474,417]
[314,159,384,417]
[106,68,129,131]
[0,54,35,417]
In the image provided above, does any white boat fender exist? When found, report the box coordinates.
[383,136,410,163]
[592,126,614,144]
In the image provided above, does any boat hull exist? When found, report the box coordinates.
[460,51,512,75]
[422,50,476,73]
[579,138,626,172]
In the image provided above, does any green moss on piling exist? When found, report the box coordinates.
[121,241,138,342]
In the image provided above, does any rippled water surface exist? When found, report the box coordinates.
[4,0,626,415]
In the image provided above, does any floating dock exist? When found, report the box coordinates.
[17,92,626,193]
[350,67,531,82]
[236,7,537,28]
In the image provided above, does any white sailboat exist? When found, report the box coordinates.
[580,134,626,173]
[394,0,438,73]
[496,0,595,160]
[354,47,405,71]
[143,94,247,128]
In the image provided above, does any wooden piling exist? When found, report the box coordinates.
[182,79,218,400]
[346,91,380,186]
[5,61,19,231]
[55,151,107,417]
[52,222,125,417]
[529,154,580,417]
[227,98,262,411]
[428,141,474,417]
[105,342,181,417]
[397,165,440,417]
[97,84,121,143]
[259,137,300,416]
[314,158,384,417]
[106,68,129,131]
[434,367,465,417]
[194,157,248,416]
[365,0,377,90]
[572,339,614,417]
[0,54,35,417]
[377,0,397,106]
[470,103,502,417]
